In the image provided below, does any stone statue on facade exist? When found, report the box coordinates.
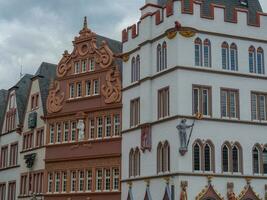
[176,119,194,155]
[77,119,85,141]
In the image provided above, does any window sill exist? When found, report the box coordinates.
[66,94,101,102]
[0,164,20,171]
[20,146,44,153]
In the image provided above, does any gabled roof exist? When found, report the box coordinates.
[34,62,57,115]
[0,89,8,131]
[11,74,34,125]
[158,0,262,24]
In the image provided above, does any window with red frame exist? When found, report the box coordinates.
[8,182,16,200]
[20,175,27,195]
[0,146,8,168]
[36,128,44,147]
[0,183,6,200]
[31,93,39,110]
[9,143,18,166]
[23,132,33,150]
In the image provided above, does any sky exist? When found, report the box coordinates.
[0,0,266,90]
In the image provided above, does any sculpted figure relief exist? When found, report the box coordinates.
[101,66,122,104]
[176,119,194,152]
[77,119,85,141]
[47,81,64,114]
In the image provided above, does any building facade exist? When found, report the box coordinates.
[44,18,122,200]
[19,63,56,200]
[121,0,267,199]
[0,74,33,200]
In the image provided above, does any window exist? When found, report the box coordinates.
[79,171,84,192]
[158,87,169,119]
[251,92,267,121]
[97,117,103,138]
[31,93,39,110]
[257,47,265,74]
[55,172,60,193]
[9,143,18,166]
[20,175,27,195]
[222,145,229,172]
[195,38,202,66]
[89,119,95,139]
[49,124,54,144]
[71,171,77,192]
[23,132,33,150]
[1,146,8,168]
[71,122,76,141]
[82,60,87,72]
[131,56,140,83]
[104,169,111,191]
[263,148,267,174]
[222,42,229,70]
[232,145,240,173]
[0,183,5,200]
[105,116,111,137]
[8,182,16,200]
[204,144,211,171]
[86,81,91,96]
[249,46,256,73]
[48,173,53,193]
[230,43,238,71]
[157,141,170,173]
[74,61,80,74]
[114,114,120,136]
[76,82,82,97]
[203,39,211,67]
[221,89,239,118]
[157,42,167,72]
[193,142,201,171]
[93,80,99,95]
[129,149,134,177]
[56,123,61,143]
[96,169,103,191]
[59,172,66,193]
[193,86,211,116]
[112,168,119,191]
[253,147,260,174]
[36,128,44,147]
[130,98,140,127]
[89,59,95,71]
[32,172,43,194]
[86,170,92,192]
[63,122,69,142]
[129,148,140,177]
[69,83,75,99]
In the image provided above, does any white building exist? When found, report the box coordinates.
[19,62,56,200]
[0,74,33,200]
[121,0,267,199]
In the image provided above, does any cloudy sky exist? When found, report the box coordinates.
[0,0,266,90]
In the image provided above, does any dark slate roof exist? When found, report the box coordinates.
[12,74,34,125]
[0,89,8,131]
[158,0,262,24]
[34,62,57,115]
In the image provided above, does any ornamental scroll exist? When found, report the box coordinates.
[47,81,64,114]
[101,66,122,104]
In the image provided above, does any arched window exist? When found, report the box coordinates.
[222,42,229,70]
[131,57,136,83]
[204,144,211,171]
[136,55,140,81]
[162,41,167,70]
[134,148,140,176]
[157,44,162,72]
[203,39,211,67]
[195,38,202,66]
[222,144,229,172]
[232,145,239,173]
[257,47,264,74]
[163,141,170,172]
[253,146,260,174]
[157,142,163,173]
[193,142,201,171]
[249,46,256,73]
[230,43,238,71]
[263,147,267,174]
[129,149,134,177]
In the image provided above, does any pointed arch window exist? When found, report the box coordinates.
[253,147,260,174]
[263,147,267,174]
[222,42,229,70]
[257,47,265,74]
[193,142,201,171]
[203,39,211,67]
[162,41,167,70]
[195,38,202,66]
[131,55,140,83]
[157,141,170,173]
[249,46,256,73]
[222,145,229,172]
[134,148,140,176]
[204,144,211,171]
[157,44,162,72]
[129,149,134,177]
[230,43,238,71]
[232,145,239,173]
[157,42,167,72]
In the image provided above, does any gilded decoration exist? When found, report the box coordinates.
[101,66,122,104]
[56,17,114,78]
[237,184,262,200]
[166,29,177,40]
[123,54,129,62]
[195,184,224,200]
[179,27,196,38]
[47,81,64,114]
